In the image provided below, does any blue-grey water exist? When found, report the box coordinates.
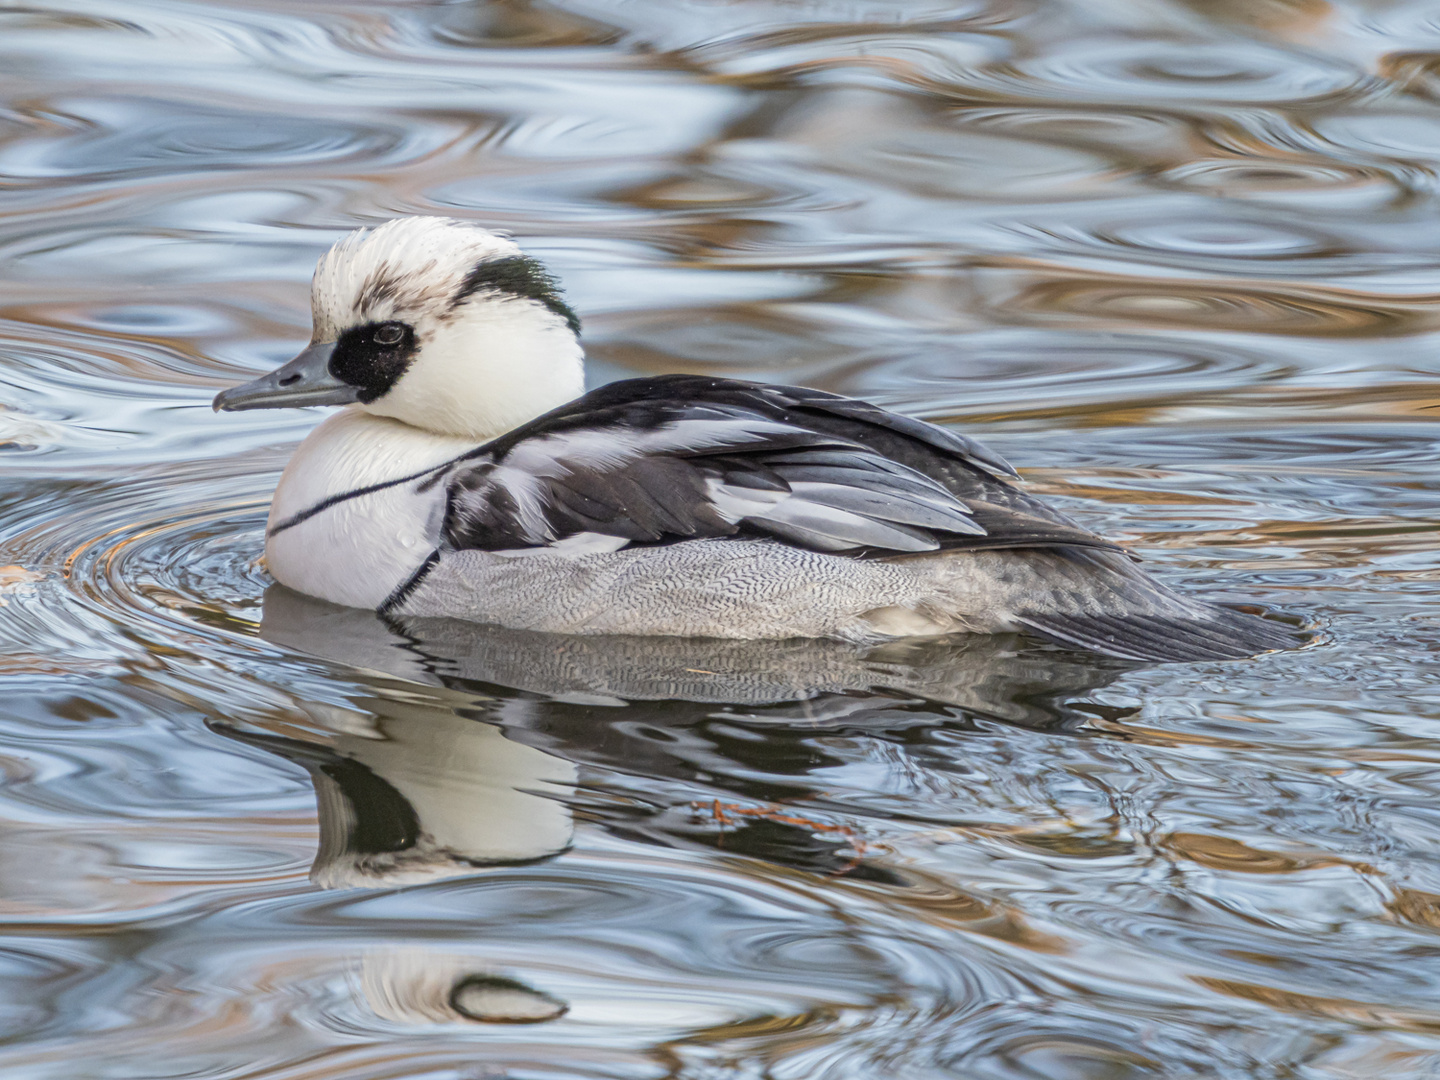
[3,1,1440,1076]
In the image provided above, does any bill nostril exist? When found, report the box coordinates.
[278,373,301,386]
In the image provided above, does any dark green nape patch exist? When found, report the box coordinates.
[454,254,581,335]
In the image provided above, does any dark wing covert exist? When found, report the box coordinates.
[441,375,1123,558]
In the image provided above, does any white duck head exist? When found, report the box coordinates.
[214,217,585,440]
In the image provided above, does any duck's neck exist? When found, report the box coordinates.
[270,407,478,526]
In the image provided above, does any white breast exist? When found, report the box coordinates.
[265,407,477,609]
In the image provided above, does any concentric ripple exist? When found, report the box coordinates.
[0,461,272,664]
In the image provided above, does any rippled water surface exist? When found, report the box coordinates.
[5,0,1440,1076]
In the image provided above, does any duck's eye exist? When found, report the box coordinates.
[330,320,418,403]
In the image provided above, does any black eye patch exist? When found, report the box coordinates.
[328,321,417,403]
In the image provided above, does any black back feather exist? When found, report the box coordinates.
[441,375,1123,558]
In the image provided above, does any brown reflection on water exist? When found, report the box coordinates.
[1161,832,1355,874]
[1196,978,1440,1035]
[993,268,1440,336]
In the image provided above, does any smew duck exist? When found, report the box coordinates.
[214,217,1298,662]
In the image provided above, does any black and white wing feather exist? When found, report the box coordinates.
[441,376,1122,558]
[444,406,984,555]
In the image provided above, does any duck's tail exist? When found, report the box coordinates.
[920,546,1307,662]
[1012,549,1305,662]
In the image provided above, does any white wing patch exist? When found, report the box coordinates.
[506,419,813,478]
[489,531,632,559]
[706,478,983,553]
[481,463,552,541]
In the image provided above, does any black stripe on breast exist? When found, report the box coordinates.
[268,460,462,538]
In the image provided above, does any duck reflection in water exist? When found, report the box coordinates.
[223,583,1140,892]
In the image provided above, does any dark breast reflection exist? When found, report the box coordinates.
[241,584,1139,890]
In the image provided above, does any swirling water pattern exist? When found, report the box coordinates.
[2,0,1440,1076]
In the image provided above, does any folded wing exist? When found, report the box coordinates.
[441,378,1124,559]
[444,407,988,555]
